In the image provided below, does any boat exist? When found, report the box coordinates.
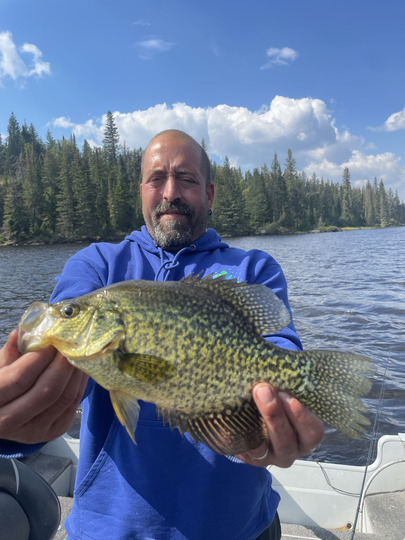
[16,431,405,539]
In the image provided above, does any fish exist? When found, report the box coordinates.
[17,275,374,455]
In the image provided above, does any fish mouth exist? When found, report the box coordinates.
[18,329,45,352]
[18,301,54,353]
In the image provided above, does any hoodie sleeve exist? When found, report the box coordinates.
[0,440,46,459]
[50,245,108,303]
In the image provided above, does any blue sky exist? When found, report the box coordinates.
[1,0,404,200]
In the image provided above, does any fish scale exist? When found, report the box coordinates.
[18,274,375,455]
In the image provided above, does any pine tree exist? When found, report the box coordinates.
[2,155,29,241]
[90,147,110,236]
[378,179,389,227]
[41,132,60,236]
[213,157,246,235]
[283,149,304,229]
[6,113,23,175]
[364,180,376,226]
[305,172,321,229]
[340,167,353,225]
[126,147,143,229]
[0,134,6,176]
[200,138,209,155]
[23,144,44,237]
[103,111,120,165]
[109,155,131,232]
[243,168,269,231]
[56,139,76,239]
[268,153,286,223]
[72,143,96,237]
[351,186,364,226]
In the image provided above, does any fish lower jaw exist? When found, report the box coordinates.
[17,333,46,353]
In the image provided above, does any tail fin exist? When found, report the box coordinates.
[292,350,375,438]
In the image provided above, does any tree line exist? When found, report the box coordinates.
[0,111,404,244]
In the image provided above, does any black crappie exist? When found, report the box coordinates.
[18,275,374,455]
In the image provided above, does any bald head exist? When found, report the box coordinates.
[142,130,211,185]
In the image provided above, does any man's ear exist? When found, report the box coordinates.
[207,182,215,209]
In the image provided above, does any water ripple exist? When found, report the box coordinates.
[0,229,404,465]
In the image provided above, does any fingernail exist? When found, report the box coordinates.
[256,385,275,405]
[279,391,292,404]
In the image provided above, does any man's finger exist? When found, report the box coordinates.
[252,384,299,466]
[0,330,21,366]
[278,392,324,453]
[0,347,57,405]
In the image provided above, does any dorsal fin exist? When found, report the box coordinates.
[181,274,291,335]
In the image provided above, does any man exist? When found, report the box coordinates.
[0,130,323,539]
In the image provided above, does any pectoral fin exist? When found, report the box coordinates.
[110,390,140,443]
[115,351,173,384]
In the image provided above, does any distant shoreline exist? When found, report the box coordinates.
[1,225,402,248]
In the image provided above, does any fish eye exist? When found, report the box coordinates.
[60,304,80,318]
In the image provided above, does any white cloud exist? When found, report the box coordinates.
[305,150,405,198]
[137,39,173,52]
[382,107,405,132]
[136,38,174,59]
[52,116,103,140]
[0,30,50,83]
[133,19,151,27]
[50,97,405,201]
[260,47,298,69]
[52,116,75,129]
[305,150,399,182]
[0,30,26,80]
[369,106,405,132]
[20,42,51,77]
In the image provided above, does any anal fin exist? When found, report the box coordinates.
[158,399,266,455]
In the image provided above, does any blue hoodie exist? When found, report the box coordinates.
[2,227,302,540]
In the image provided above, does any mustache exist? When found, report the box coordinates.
[154,201,193,218]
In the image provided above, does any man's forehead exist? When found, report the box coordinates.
[148,137,198,157]
[144,140,201,171]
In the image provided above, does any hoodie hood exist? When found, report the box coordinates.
[125,226,228,255]
[124,226,229,281]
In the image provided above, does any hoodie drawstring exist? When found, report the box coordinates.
[154,245,196,281]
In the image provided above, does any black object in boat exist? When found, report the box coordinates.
[0,457,60,540]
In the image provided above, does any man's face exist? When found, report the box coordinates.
[140,133,214,250]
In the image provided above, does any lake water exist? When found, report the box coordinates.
[1,227,404,465]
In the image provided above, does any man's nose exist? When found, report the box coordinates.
[162,177,181,201]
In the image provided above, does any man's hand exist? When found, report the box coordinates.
[0,329,88,444]
[237,383,324,468]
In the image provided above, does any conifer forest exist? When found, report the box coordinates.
[0,112,404,244]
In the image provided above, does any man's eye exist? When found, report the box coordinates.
[147,177,164,185]
[181,177,197,184]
